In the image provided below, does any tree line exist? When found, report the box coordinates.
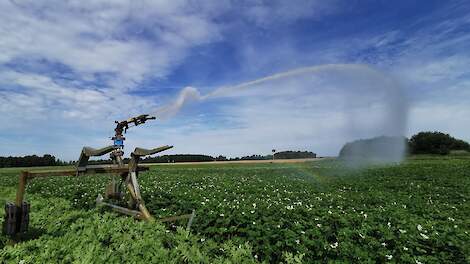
[408,131,470,155]
[0,154,69,168]
[0,150,318,168]
[3,132,466,168]
[141,151,316,163]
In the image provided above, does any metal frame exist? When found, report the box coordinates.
[4,114,196,236]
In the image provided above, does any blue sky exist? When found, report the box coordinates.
[1,0,469,160]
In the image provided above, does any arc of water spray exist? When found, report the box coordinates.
[151,63,396,119]
[150,63,408,164]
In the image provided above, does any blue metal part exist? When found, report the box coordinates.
[114,138,124,147]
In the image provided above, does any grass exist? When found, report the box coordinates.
[1,158,469,263]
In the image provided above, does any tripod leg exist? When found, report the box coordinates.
[105,175,122,200]
[124,173,153,221]
[130,172,141,199]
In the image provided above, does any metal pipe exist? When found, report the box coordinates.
[96,195,142,219]
[160,212,194,223]
[186,210,196,231]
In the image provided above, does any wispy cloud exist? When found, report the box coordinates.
[0,1,227,125]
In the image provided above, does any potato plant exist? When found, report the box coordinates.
[1,159,469,263]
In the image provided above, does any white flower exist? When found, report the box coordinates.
[415,259,423,264]
[399,229,407,233]
[364,213,368,219]
[295,239,300,244]
[330,242,338,249]
[277,224,281,228]
[328,210,332,214]
[253,203,256,208]
[200,238,205,242]
[253,221,256,225]
[417,224,423,231]
[219,213,224,217]
[250,210,255,214]
[385,254,393,260]
[316,223,322,228]
[403,246,408,251]
[420,233,429,239]
[381,242,387,247]
[359,233,365,239]
[387,222,391,228]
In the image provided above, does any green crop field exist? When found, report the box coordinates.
[1,158,469,263]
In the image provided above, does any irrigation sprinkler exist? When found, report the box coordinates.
[3,114,195,236]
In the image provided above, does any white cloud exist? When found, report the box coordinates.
[0,1,225,120]
[0,0,223,86]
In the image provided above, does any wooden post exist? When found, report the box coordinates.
[138,203,153,221]
[15,171,28,207]
[127,154,153,221]
[125,181,138,203]
[124,175,153,221]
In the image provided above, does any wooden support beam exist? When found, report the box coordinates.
[123,174,154,221]
[24,165,150,179]
[15,171,28,207]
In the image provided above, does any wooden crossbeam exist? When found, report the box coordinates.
[23,165,150,179]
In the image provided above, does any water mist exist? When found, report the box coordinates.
[151,63,408,165]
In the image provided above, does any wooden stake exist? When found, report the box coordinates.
[15,171,28,207]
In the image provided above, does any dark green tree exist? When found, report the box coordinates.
[409,131,470,155]
[0,154,62,168]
